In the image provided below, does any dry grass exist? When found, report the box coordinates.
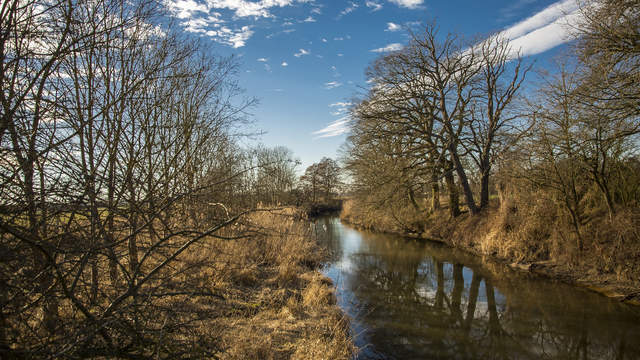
[170,207,355,359]
[2,207,355,358]
[340,198,425,235]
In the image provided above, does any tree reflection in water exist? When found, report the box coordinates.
[313,217,640,360]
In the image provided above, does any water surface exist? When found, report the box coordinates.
[313,217,640,359]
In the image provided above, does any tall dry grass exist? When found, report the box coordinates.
[172,207,355,359]
[340,198,425,235]
[3,207,354,358]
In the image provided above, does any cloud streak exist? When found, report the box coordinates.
[498,0,583,57]
[366,1,383,11]
[294,48,310,57]
[385,22,401,31]
[370,43,403,53]
[324,81,342,89]
[388,0,423,9]
[313,117,351,138]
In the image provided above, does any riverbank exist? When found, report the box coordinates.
[340,199,640,306]
[210,208,355,358]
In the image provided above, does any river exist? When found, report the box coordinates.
[312,217,640,359]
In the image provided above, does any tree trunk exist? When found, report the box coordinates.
[408,187,422,212]
[431,172,441,213]
[449,144,479,214]
[480,168,490,210]
[444,160,461,218]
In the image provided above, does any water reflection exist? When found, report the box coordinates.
[312,217,640,360]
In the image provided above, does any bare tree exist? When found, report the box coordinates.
[468,36,530,209]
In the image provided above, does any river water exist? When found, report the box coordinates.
[312,217,640,359]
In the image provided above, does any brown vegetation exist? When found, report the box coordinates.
[341,0,640,303]
[0,0,351,357]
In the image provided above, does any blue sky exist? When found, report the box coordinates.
[164,0,582,171]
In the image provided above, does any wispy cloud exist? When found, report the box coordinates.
[330,102,353,108]
[294,48,310,57]
[497,0,583,57]
[324,81,342,89]
[166,0,209,19]
[329,101,352,116]
[303,16,316,23]
[257,57,268,62]
[313,117,351,138]
[388,0,423,9]
[365,1,383,11]
[385,22,401,32]
[338,2,359,18]
[370,43,403,53]
[330,65,341,78]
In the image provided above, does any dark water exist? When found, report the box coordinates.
[312,217,640,360]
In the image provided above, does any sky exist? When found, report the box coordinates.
[164,0,583,171]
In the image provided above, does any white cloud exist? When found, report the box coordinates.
[501,0,579,40]
[370,43,403,53]
[257,57,268,62]
[322,38,328,42]
[388,0,423,9]
[366,1,383,11]
[227,26,253,48]
[281,61,288,66]
[294,48,310,57]
[204,0,299,18]
[329,101,352,116]
[165,0,314,48]
[496,0,584,57]
[303,16,316,22]
[166,0,209,19]
[313,117,351,138]
[338,2,359,18]
[325,81,342,89]
[386,22,401,32]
